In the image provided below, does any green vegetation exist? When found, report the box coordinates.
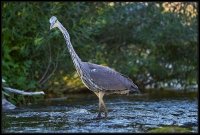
[148,126,191,133]
[2,2,198,102]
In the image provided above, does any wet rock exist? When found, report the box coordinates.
[148,126,191,133]
[2,99,16,110]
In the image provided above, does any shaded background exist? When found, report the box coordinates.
[2,2,198,104]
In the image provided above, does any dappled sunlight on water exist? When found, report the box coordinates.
[2,94,198,133]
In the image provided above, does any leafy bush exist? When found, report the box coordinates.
[2,2,197,97]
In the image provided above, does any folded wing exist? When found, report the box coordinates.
[84,62,135,91]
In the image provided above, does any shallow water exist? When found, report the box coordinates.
[2,93,198,133]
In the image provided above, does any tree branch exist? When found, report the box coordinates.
[40,61,58,85]
[3,87,45,96]
[38,43,52,84]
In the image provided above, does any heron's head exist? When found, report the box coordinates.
[49,16,59,30]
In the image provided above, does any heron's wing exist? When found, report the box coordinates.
[84,62,133,91]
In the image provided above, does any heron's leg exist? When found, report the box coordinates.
[94,92,106,118]
[94,92,103,118]
[100,97,108,118]
[98,97,102,118]
[98,92,108,118]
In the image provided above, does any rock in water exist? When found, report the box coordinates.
[2,99,16,110]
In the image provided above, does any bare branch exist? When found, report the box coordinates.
[3,87,45,96]
[38,43,52,84]
[40,61,58,85]
[39,45,62,85]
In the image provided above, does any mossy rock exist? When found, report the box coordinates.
[148,126,191,133]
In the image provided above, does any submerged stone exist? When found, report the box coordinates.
[2,99,16,110]
[148,126,192,133]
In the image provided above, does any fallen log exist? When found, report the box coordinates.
[2,87,45,110]
[3,87,45,96]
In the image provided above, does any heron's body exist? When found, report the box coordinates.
[49,16,139,118]
[82,62,136,93]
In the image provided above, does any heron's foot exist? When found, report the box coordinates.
[92,112,106,120]
[91,115,103,120]
[95,116,103,120]
[96,112,104,119]
[104,112,108,118]
[96,113,107,119]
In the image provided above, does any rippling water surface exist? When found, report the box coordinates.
[2,93,198,133]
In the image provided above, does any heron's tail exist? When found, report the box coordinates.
[129,84,140,94]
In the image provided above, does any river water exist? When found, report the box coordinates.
[2,92,198,133]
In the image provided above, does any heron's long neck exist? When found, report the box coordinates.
[57,22,83,76]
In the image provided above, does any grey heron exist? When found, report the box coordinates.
[49,16,140,118]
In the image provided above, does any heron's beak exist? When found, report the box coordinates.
[50,23,54,30]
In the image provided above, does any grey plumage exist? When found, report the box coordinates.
[83,62,138,92]
[49,16,140,118]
